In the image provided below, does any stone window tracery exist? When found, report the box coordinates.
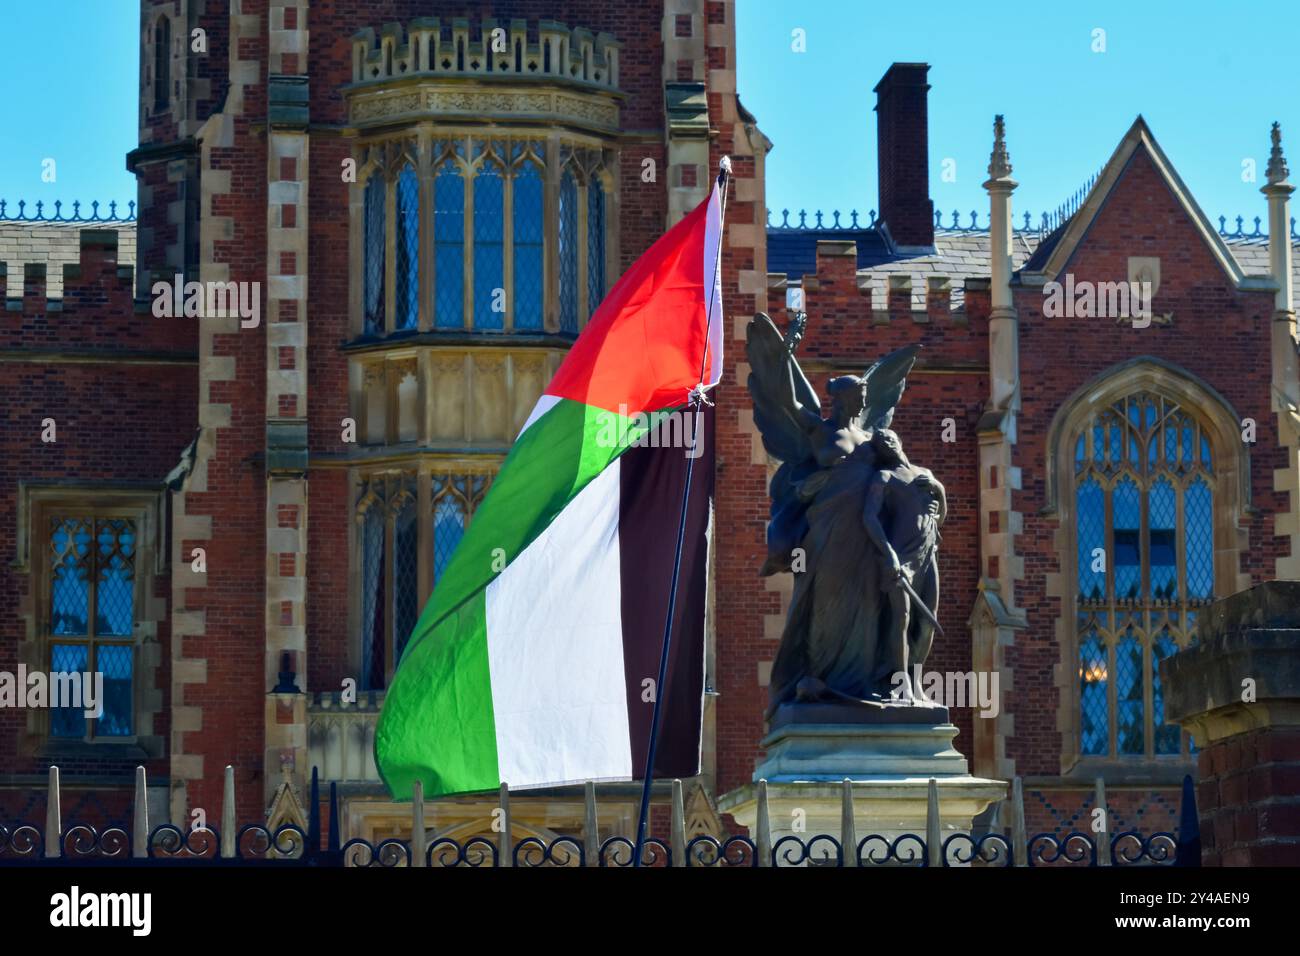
[1071,391,1214,759]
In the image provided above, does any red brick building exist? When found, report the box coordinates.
[2,1,1297,849]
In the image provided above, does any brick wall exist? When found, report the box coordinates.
[0,231,197,802]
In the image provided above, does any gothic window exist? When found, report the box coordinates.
[353,137,609,336]
[152,17,171,114]
[45,514,138,739]
[363,171,386,334]
[1072,391,1213,759]
[356,471,491,688]
[395,163,420,331]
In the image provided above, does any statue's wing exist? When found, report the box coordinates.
[745,313,818,464]
[747,314,821,576]
[858,343,921,431]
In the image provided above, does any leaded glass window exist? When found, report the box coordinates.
[363,172,386,334]
[353,138,607,334]
[396,163,420,331]
[559,167,579,333]
[1072,391,1212,759]
[46,515,137,738]
[434,158,465,329]
[356,471,491,688]
[587,174,606,318]
[394,497,420,663]
[513,158,544,331]
[473,159,505,331]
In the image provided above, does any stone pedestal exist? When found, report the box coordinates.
[1163,581,1300,866]
[719,703,1006,864]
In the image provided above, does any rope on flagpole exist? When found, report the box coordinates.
[632,156,731,868]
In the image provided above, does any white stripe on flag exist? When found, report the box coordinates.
[483,460,632,788]
[702,180,725,388]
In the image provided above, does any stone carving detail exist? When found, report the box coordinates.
[350,85,618,131]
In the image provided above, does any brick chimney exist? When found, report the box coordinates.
[874,62,934,250]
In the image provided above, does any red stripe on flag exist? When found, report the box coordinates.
[545,190,714,415]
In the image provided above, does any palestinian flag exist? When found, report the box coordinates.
[375,174,725,799]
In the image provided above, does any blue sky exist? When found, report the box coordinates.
[1,1,1296,232]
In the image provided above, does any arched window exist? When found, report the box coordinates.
[363,172,386,334]
[473,159,505,330]
[1071,390,1216,759]
[587,175,606,318]
[433,158,465,329]
[558,167,579,333]
[395,164,419,331]
[153,17,171,114]
[512,158,544,330]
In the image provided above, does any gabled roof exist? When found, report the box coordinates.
[1020,117,1258,289]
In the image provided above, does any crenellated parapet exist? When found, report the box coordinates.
[0,228,195,357]
[351,18,618,89]
[346,19,622,135]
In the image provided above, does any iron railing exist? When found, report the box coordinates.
[0,765,1199,867]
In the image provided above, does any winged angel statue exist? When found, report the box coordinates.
[747,313,947,719]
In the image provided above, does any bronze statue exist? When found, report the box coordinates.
[746,312,946,719]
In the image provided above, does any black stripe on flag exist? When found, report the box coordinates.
[619,404,714,779]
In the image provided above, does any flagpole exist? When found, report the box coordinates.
[632,157,731,867]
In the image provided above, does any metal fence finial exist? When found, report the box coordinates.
[841,779,858,868]
[1175,774,1201,867]
[671,779,687,867]
[1011,776,1027,867]
[221,765,236,858]
[411,779,426,868]
[583,780,599,867]
[498,782,512,868]
[756,779,772,868]
[1094,776,1110,867]
[45,766,61,860]
[132,766,149,859]
[926,778,942,867]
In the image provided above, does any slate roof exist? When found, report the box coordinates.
[768,225,1298,310]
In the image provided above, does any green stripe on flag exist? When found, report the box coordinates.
[376,397,665,798]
